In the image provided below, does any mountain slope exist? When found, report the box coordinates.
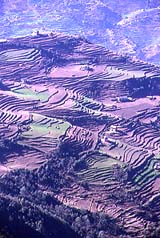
[0,32,160,237]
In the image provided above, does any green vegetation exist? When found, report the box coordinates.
[12,87,49,102]
[22,120,70,139]
[134,157,159,185]
[78,153,124,185]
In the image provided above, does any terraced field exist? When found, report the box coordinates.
[0,32,160,237]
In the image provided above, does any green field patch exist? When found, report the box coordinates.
[134,158,159,185]
[135,171,157,188]
[21,118,71,139]
[77,153,124,185]
[91,157,123,169]
[12,87,49,102]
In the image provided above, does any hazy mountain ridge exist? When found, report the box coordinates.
[0,0,160,65]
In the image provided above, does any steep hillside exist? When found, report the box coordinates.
[0,32,160,237]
